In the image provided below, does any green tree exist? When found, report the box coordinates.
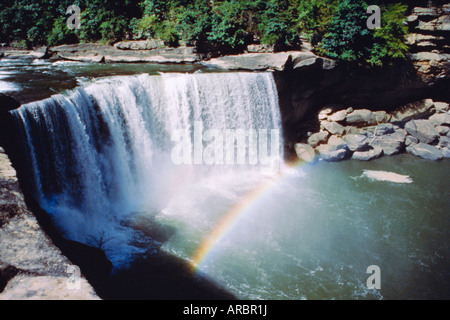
[318,0,372,63]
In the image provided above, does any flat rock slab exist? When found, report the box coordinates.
[202,51,330,71]
[51,44,200,64]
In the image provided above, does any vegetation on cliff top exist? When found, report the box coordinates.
[0,0,426,66]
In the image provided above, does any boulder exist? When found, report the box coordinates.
[316,136,349,161]
[428,113,450,127]
[436,126,450,136]
[352,146,383,161]
[438,136,450,149]
[318,108,333,120]
[316,145,348,162]
[441,148,450,158]
[434,102,449,113]
[405,135,419,146]
[327,136,348,150]
[404,119,439,144]
[307,131,329,148]
[373,111,391,123]
[344,134,369,152]
[406,143,443,160]
[374,123,395,136]
[292,53,336,70]
[327,110,347,122]
[323,121,345,136]
[345,109,377,127]
[294,143,316,163]
[370,131,406,156]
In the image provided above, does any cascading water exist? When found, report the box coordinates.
[12,72,283,266]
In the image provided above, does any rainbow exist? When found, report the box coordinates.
[190,158,309,271]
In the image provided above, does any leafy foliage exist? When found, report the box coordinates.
[0,0,411,66]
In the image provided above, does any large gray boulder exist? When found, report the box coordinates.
[327,136,348,150]
[322,121,345,136]
[436,126,450,136]
[369,130,406,156]
[438,136,450,149]
[344,134,369,152]
[345,109,377,127]
[441,148,450,158]
[434,102,449,113]
[352,146,383,161]
[316,145,348,162]
[307,131,329,148]
[327,110,347,122]
[316,136,349,161]
[429,113,450,127]
[294,143,316,163]
[374,123,395,136]
[406,143,443,160]
[404,119,439,144]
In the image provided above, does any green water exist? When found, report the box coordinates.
[154,155,450,300]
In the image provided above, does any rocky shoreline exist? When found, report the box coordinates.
[294,99,450,163]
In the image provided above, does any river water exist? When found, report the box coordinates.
[1,58,449,300]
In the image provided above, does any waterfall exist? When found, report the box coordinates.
[12,72,283,264]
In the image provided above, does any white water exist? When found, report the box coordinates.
[12,72,283,265]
